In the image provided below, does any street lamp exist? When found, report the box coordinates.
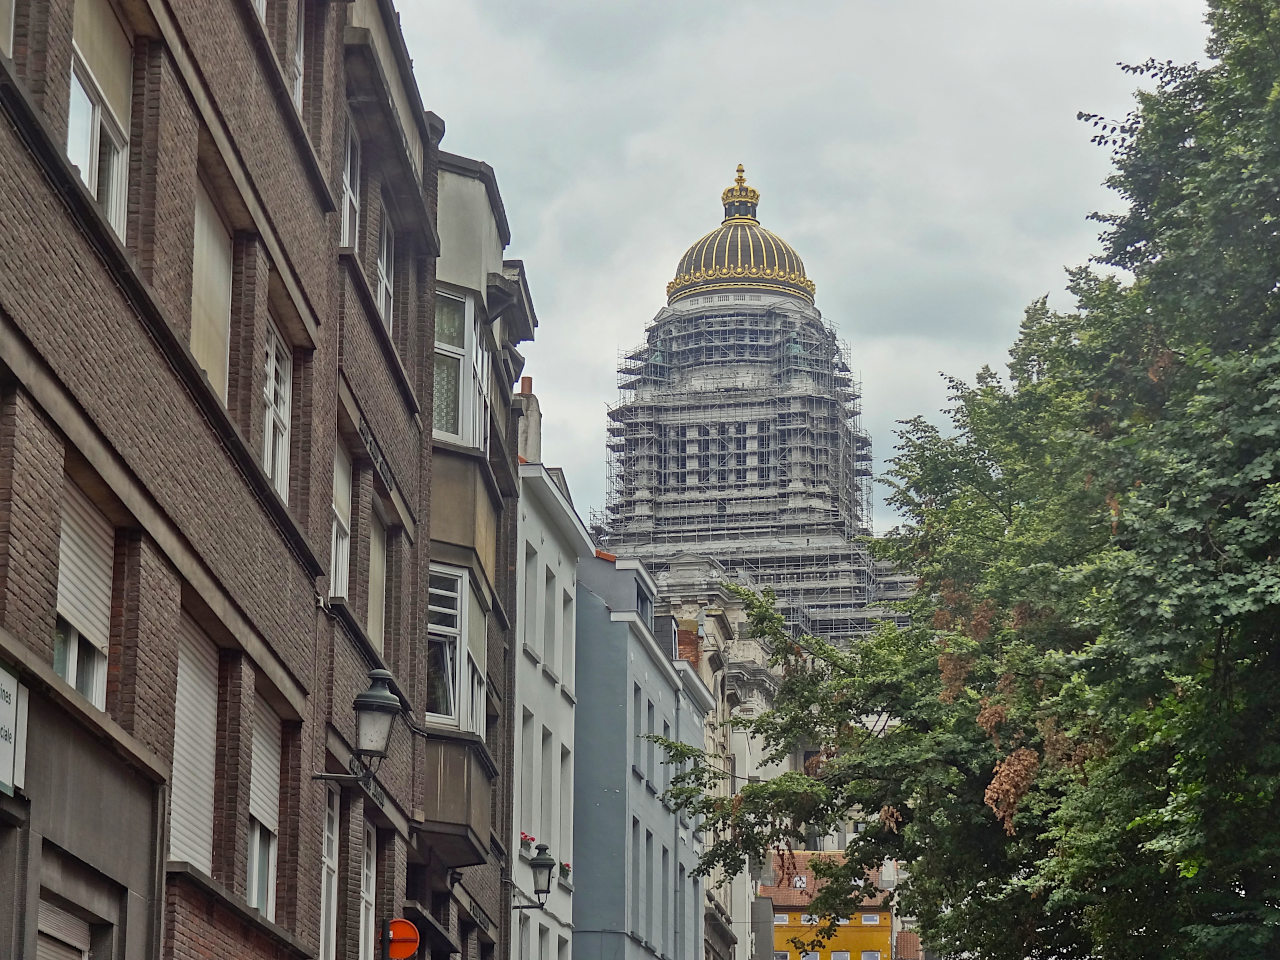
[314,669,401,786]
[353,669,401,760]
[512,843,558,910]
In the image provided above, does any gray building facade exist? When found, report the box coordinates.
[573,554,714,960]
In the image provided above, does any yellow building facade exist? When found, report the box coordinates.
[761,852,894,960]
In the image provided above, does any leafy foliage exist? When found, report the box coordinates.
[668,2,1280,956]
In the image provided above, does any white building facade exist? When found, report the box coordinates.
[513,382,595,960]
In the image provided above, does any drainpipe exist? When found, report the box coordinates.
[673,681,684,960]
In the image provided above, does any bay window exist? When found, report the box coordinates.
[262,318,292,501]
[67,0,131,237]
[330,447,352,598]
[426,566,487,734]
[432,290,492,451]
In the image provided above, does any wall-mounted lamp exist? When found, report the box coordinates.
[314,669,401,787]
[511,844,557,910]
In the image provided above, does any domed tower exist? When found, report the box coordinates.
[604,167,875,641]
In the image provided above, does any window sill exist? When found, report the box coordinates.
[557,874,574,892]
[166,862,310,958]
[559,686,576,706]
[632,763,645,781]
[645,780,658,796]
[540,664,560,685]
[522,642,541,666]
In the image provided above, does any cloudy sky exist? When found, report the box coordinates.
[401,1,1210,531]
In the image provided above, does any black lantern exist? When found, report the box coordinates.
[528,843,556,906]
[353,669,400,761]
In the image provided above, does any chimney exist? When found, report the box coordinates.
[516,377,542,462]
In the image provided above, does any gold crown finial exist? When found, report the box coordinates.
[735,164,746,187]
[721,164,760,217]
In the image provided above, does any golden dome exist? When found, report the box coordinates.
[667,165,815,306]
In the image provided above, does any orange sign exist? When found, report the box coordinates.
[385,918,420,960]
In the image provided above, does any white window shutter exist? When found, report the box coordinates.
[250,698,282,833]
[56,480,114,654]
[170,617,219,872]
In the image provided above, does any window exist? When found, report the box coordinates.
[559,745,572,858]
[832,953,851,960]
[432,290,491,451]
[319,789,339,960]
[773,916,787,925]
[542,568,556,672]
[433,292,465,437]
[247,699,281,919]
[661,847,670,955]
[341,117,360,248]
[645,701,655,780]
[37,899,92,960]
[330,447,352,598]
[630,818,640,933]
[366,510,387,650]
[676,866,686,960]
[359,822,376,960]
[67,0,130,236]
[252,0,265,19]
[290,0,305,109]
[661,721,670,791]
[1,0,12,59]
[540,728,553,846]
[859,954,881,960]
[171,616,220,872]
[644,830,654,943]
[632,684,642,768]
[376,201,394,330]
[522,545,539,656]
[191,180,233,401]
[54,480,113,709]
[860,914,880,925]
[636,583,653,629]
[427,566,486,734]
[520,709,535,831]
[561,589,575,685]
[792,874,807,889]
[262,318,292,500]
[426,570,460,720]
[518,916,530,960]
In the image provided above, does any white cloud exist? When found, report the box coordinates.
[402,0,1209,528]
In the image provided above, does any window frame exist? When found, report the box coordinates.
[290,0,306,110]
[376,199,394,331]
[247,816,277,919]
[359,821,377,960]
[66,40,129,237]
[53,616,107,709]
[432,289,492,452]
[366,507,387,650]
[319,788,339,960]
[330,446,352,599]
[262,317,293,502]
[341,116,361,249]
[425,564,486,734]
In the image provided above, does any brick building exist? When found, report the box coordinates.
[0,0,527,957]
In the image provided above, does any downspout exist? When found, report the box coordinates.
[673,681,684,960]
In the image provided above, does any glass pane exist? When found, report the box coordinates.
[75,640,99,700]
[435,294,465,348]
[425,636,456,717]
[96,125,123,227]
[433,354,460,434]
[53,619,73,681]
[66,74,94,187]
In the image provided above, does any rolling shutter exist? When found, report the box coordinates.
[37,900,90,960]
[170,616,219,872]
[250,697,281,833]
[55,480,114,653]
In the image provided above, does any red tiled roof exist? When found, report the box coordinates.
[896,930,921,960]
[756,850,887,909]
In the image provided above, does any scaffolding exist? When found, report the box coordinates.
[600,294,878,642]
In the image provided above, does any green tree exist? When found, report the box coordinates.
[669,2,1280,956]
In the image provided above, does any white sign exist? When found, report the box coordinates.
[0,662,26,796]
